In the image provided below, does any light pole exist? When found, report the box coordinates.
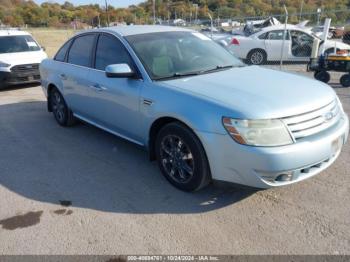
[317,8,321,25]
[105,0,110,26]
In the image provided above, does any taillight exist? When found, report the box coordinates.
[231,38,240,45]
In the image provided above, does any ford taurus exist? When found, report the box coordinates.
[40,26,349,191]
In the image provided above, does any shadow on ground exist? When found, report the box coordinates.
[0,101,256,214]
[0,83,40,92]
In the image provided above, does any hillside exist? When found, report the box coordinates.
[0,0,349,27]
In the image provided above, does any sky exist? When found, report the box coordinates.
[34,0,144,8]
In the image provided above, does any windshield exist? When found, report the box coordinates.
[125,31,244,80]
[0,35,41,54]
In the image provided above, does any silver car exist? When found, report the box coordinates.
[40,26,349,191]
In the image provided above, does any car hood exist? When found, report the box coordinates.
[0,50,47,66]
[162,66,336,119]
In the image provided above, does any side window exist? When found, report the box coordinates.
[54,39,72,62]
[290,30,313,42]
[95,34,133,71]
[258,32,268,40]
[68,34,95,67]
[267,30,290,40]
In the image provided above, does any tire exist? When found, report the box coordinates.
[155,122,211,192]
[247,49,267,65]
[314,71,330,83]
[340,74,350,87]
[49,88,76,126]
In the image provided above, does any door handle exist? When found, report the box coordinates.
[59,74,67,80]
[89,83,107,92]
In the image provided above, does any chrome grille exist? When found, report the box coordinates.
[11,63,39,73]
[282,100,340,140]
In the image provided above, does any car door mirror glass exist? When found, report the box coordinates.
[105,64,134,78]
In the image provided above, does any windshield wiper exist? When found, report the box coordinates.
[201,65,235,74]
[154,71,201,81]
[154,65,240,81]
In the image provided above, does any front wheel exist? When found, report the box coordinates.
[155,122,211,192]
[314,71,330,83]
[340,74,350,87]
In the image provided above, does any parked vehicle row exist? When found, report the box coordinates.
[219,24,350,65]
[40,26,349,191]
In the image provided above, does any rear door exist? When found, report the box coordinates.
[61,33,97,116]
[264,30,291,60]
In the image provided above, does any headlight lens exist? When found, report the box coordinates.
[223,117,293,146]
[0,61,10,68]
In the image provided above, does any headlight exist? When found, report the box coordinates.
[0,61,10,68]
[222,117,293,146]
[336,96,344,113]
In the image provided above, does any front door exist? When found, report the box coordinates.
[85,33,143,142]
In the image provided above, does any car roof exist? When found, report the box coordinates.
[81,25,194,37]
[259,24,309,33]
[0,29,31,36]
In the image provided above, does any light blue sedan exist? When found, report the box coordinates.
[40,26,349,191]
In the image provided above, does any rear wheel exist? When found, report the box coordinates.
[50,88,76,126]
[340,74,350,87]
[155,122,211,192]
[314,71,330,83]
[247,49,267,65]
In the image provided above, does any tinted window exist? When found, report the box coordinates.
[55,39,72,62]
[68,34,95,67]
[95,34,132,71]
[0,35,41,54]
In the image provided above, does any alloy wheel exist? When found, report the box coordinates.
[160,135,195,184]
[250,51,264,65]
[51,91,66,123]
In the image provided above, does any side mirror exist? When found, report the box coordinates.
[105,64,135,78]
[41,46,46,51]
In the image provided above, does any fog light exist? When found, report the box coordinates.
[275,172,293,182]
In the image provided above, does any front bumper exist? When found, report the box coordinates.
[0,69,41,87]
[197,113,349,188]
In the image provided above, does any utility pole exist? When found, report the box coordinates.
[208,12,213,39]
[105,0,110,26]
[193,4,198,24]
[153,0,156,24]
[299,0,304,22]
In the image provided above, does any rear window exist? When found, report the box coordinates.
[55,39,72,62]
[0,35,41,54]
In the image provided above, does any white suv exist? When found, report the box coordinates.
[0,29,47,88]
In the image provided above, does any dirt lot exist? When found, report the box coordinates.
[28,29,76,58]
[0,70,349,254]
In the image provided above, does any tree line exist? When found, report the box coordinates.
[0,0,349,28]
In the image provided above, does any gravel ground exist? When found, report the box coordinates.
[0,69,349,255]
